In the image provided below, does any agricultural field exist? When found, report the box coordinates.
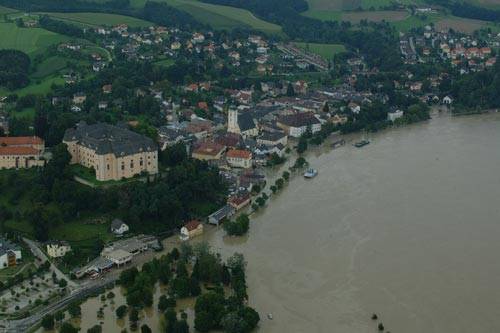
[0,5,17,16]
[305,0,421,11]
[40,12,153,28]
[469,0,500,10]
[132,0,282,33]
[435,16,493,33]
[0,21,68,55]
[294,42,346,59]
[305,9,408,22]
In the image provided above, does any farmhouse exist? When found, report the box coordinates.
[0,136,45,169]
[111,219,129,236]
[180,220,204,241]
[63,122,158,181]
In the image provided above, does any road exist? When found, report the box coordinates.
[22,238,79,289]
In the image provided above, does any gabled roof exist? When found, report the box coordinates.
[184,220,201,231]
[238,112,256,132]
[111,219,127,230]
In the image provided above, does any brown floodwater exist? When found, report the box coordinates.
[58,112,500,333]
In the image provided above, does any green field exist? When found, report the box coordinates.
[41,12,153,28]
[32,55,68,78]
[0,21,68,55]
[294,42,346,59]
[132,0,282,33]
[0,5,18,16]
[0,75,65,97]
[305,0,422,11]
[304,9,408,22]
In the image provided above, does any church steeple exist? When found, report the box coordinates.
[227,108,239,133]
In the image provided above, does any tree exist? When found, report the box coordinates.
[286,82,295,96]
[223,214,250,236]
[194,311,213,333]
[275,178,284,189]
[141,324,152,333]
[60,322,78,333]
[116,305,128,319]
[41,314,55,330]
[194,291,226,331]
[270,185,277,194]
[87,325,102,333]
[55,310,65,323]
[189,277,201,296]
[297,136,308,153]
[68,303,81,318]
[129,308,139,323]
[282,171,290,181]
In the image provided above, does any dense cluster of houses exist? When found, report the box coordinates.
[401,25,498,74]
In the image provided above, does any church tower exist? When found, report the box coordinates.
[227,108,239,133]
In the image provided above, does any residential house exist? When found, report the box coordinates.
[111,219,129,236]
[180,220,204,241]
[226,149,252,168]
[228,192,251,211]
[256,131,288,146]
[192,142,226,161]
[276,112,321,138]
[46,241,72,258]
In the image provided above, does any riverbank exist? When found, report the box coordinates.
[199,112,500,333]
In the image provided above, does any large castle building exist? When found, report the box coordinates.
[63,122,158,181]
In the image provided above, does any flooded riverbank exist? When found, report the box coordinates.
[203,112,500,333]
[59,112,500,333]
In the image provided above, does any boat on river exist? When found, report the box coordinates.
[304,168,318,178]
[354,140,370,148]
[331,139,346,149]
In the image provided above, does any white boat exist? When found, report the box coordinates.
[267,313,273,320]
[303,168,318,178]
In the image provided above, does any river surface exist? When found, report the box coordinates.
[72,112,500,333]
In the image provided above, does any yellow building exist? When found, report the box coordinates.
[63,122,158,181]
[0,136,45,169]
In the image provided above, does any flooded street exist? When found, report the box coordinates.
[204,112,500,333]
[71,112,500,333]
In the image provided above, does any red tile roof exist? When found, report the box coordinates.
[193,142,225,156]
[0,146,39,155]
[0,136,43,146]
[184,220,201,231]
[226,149,252,159]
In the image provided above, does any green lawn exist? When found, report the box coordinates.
[32,56,68,79]
[10,107,35,120]
[40,12,153,28]
[0,75,65,97]
[294,42,346,59]
[154,58,175,68]
[0,22,68,55]
[133,0,282,34]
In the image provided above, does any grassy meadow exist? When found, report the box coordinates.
[0,21,68,55]
[294,42,346,59]
[40,12,153,28]
[133,0,282,33]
